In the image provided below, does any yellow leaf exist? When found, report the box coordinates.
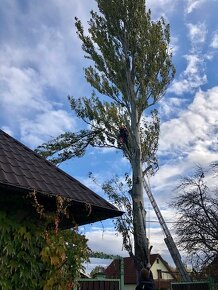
[50,256,60,266]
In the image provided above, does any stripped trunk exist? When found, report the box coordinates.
[130,104,149,276]
[132,157,148,272]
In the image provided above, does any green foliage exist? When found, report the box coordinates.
[90,251,121,260]
[36,0,174,168]
[0,211,44,289]
[75,0,175,106]
[0,194,89,290]
[90,266,106,278]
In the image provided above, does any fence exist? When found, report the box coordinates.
[75,278,120,290]
[171,280,217,290]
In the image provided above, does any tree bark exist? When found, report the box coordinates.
[132,166,148,269]
[130,107,149,276]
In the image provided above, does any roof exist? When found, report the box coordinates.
[104,257,136,284]
[0,129,123,226]
[105,254,176,284]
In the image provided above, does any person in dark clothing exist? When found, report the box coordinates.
[135,267,155,290]
[118,125,128,147]
[146,263,154,281]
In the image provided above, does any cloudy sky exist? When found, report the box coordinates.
[1,0,218,272]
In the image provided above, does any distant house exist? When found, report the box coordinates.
[105,254,177,290]
[0,129,123,227]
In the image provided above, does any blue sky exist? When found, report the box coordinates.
[1,0,218,272]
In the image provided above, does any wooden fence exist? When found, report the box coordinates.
[75,278,120,290]
[171,280,217,290]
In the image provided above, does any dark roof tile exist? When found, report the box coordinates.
[0,129,123,224]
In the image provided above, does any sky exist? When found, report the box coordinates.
[0,0,218,273]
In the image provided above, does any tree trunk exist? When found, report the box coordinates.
[130,108,149,278]
[132,153,149,273]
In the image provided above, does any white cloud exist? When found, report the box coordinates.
[84,226,176,269]
[170,36,179,56]
[210,31,218,49]
[0,46,75,147]
[85,229,128,257]
[0,0,94,147]
[187,22,207,45]
[169,79,190,96]
[169,21,208,96]
[160,87,218,154]
[184,54,202,75]
[149,164,182,193]
[0,126,14,137]
[159,97,186,117]
[185,0,207,14]
[20,109,74,147]
[0,61,47,112]
[169,54,207,95]
[153,86,218,200]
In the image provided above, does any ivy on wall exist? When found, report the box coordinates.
[0,192,89,290]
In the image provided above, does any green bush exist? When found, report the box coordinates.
[0,194,89,290]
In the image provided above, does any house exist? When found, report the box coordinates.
[105,254,177,290]
[0,129,123,227]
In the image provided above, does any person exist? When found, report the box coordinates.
[135,267,154,290]
[118,125,128,146]
[146,263,154,281]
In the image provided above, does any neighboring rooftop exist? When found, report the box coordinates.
[0,129,123,226]
[105,254,176,284]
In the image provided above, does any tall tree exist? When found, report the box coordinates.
[172,163,218,272]
[37,0,175,274]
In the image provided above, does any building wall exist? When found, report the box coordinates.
[124,258,174,289]
[151,257,174,280]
